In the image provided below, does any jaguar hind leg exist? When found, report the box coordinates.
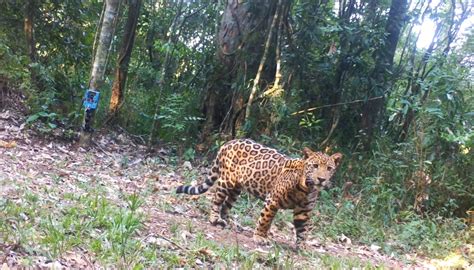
[209,179,233,227]
[220,187,241,222]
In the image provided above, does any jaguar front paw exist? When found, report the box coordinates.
[253,234,271,246]
[209,216,228,228]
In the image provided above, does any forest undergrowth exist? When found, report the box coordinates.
[0,105,472,269]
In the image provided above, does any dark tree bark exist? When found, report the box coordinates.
[109,0,141,116]
[217,0,273,68]
[24,0,35,62]
[202,0,288,140]
[245,0,283,122]
[360,0,408,144]
[320,0,355,146]
[23,0,41,91]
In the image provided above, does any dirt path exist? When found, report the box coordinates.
[0,108,439,269]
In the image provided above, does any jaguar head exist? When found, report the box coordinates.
[300,147,342,190]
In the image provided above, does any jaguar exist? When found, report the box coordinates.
[176,139,342,246]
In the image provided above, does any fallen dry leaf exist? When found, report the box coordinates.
[198,248,216,259]
[0,140,16,148]
[0,102,438,270]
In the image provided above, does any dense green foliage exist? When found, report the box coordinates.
[0,0,472,264]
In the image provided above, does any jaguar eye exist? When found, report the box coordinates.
[327,166,333,171]
[313,164,319,169]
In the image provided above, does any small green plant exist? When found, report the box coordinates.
[317,254,378,269]
[299,112,323,136]
[169,222,180,236]
[183,147,196,161]
[127,193,143,212]
[25,93,81,136]
[41,215,67,258]
[156,93,204,143]
[26,108,58,129]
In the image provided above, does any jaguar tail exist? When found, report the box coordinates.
[176,158,219,195]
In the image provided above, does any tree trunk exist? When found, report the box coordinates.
[24,0,40,91]
[24,0,35,63]
[89,0,120,90]
[244,0,282,122]
[217,0,273,67]
[320,0,355,145]
[201,0,278,140]
[109,0,141,116]
[360,0,408,144]
[79,0,120,145]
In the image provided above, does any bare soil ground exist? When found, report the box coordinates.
[0,104,457,269]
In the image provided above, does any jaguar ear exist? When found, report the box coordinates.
[302,147,313,159]
[331,153,343,167]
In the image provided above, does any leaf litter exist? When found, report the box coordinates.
[0,107,450,269]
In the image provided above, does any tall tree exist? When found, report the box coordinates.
[244,0,283,122]
[320,0,357,146]
[360,0,408,143]
[80,0,121,144]
[23,0,41,91]
[109,0,141,116]
[201,0,286,139]
[23,0,35,63]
